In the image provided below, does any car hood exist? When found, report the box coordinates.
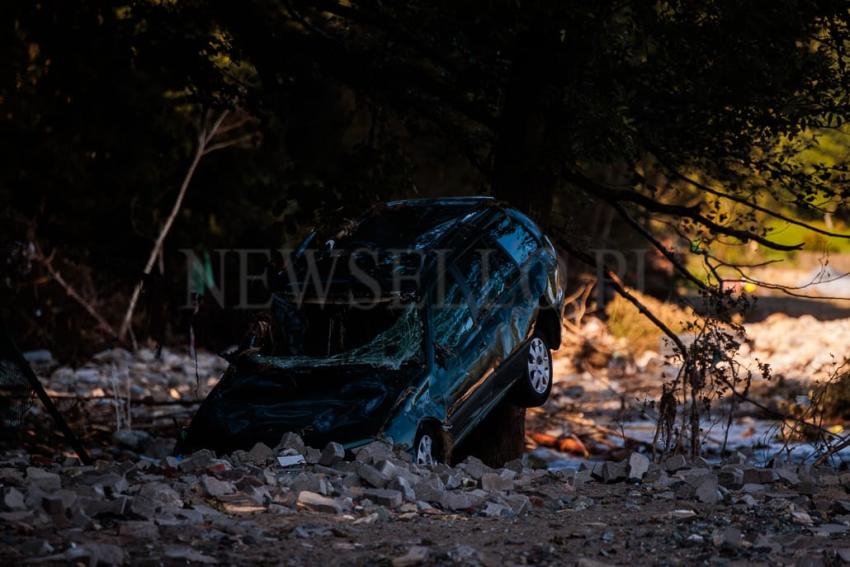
[178,353,422,455]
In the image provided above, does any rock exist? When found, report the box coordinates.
[413,477,446,504]
[361,488,403,507]
[600,461,628,483]
[458,456,494,480]
[43,543,125,566]
[178,449,214,472]
[304,447,322,464]
[392,546,429,567]
[245,442,275,465]
[289,472,333,496]
[112,429,151,450]
[504,493,531,516]
[480,471,514,492]
[354,440,393,464]
[356,462,389,488]
[118,520,159,540]
[1,487,25,511]
[23,349,54,365]
[743,468,776,484]
[319,442,346,466]
[441,491,482,511]
[136,482,183,512]
[716,527,742,550]
[388,476,416,502]
[201,475,235,498]
[628,452,650,481]
[481,501,513,518]
[791,510,814,525]
[695,475,720,505]
[26,467,61,491]
[297,491,344,514]
[275,432,305,454]
[775,468,800,485]
[664,454,688,472]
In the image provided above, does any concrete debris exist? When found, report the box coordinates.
[319,442,346,466]
[392,545,429,567]
[627,452,650,481]
[297,491,344,514]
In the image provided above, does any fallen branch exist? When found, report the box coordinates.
[32,246,117,338]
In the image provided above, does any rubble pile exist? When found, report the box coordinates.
[28,346,226,402]
[2,435,850,565]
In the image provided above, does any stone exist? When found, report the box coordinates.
[297,491,343,514]
[481,501,513,518]
[628,452,651,481]
[356,462,389,488]
[695,475,720,505]
[275,432,306,454]
[245,442,275,465]
[1,487,25,511]
[304,447,322,465]
[201,475,235,498]
[775,468,800,485]
[392,546,429,567]
[504,493,531,516]
[480,472,514,492]
[354,440,394,464]
[289,472,332,496]
[743,468,776,485]
[388,476,416,502]
[459,456,494,481]
[112,429,151,450]
[118,520,159,540]
[26,467,61,491]
[361,488,403,508]
[319,442,346,466]
[664,454,688,472]
[441,491,482,511]
[178,449,214,472]
[600,461,628,483]
[413,477,446,504]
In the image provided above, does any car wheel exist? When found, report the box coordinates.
[512,336,553,407]
[414,424,444,466]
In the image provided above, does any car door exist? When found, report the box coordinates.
[430,239,521,427]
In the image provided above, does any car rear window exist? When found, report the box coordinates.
[488,215,539,266]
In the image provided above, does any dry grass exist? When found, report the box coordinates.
[604,291,693,354]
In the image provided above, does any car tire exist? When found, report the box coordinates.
[413,424,445,466]
[511,336,554,407]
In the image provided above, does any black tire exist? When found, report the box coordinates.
[511,336,554,407]
[413,423,446,466]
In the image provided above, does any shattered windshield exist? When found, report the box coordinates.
[259,300,424,370]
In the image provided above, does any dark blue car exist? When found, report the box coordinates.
[179,197,565,464]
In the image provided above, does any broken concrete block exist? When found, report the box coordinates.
[356,462,389,488]
[742,468,776,485]
[628,452,651,481]
[112,429,151,450]
[481,501,513,518]
[480,472,514,492]
[245,442,274,465]
[388,476,416,502]
[600,461,628,483]
[289,472,332,496]
[504,493,531,516]
[304,447,322,464]
[319,442,346,466]
[1,487,25,511]
[297,491,343,514]
[442,491,482,511]
[26,467,61,492]
[354,440,393,464]
[458,456,494,481]
[413,477,446,504]
[695,475,720,505]
[275,432,306,454]
[775,468,800,486]
[361,488,403,508]
[664,455,688,473]
[201,475,235,498]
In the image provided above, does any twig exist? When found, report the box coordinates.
[32,246,117,337]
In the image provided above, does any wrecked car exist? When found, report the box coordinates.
[178,197,565,464]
